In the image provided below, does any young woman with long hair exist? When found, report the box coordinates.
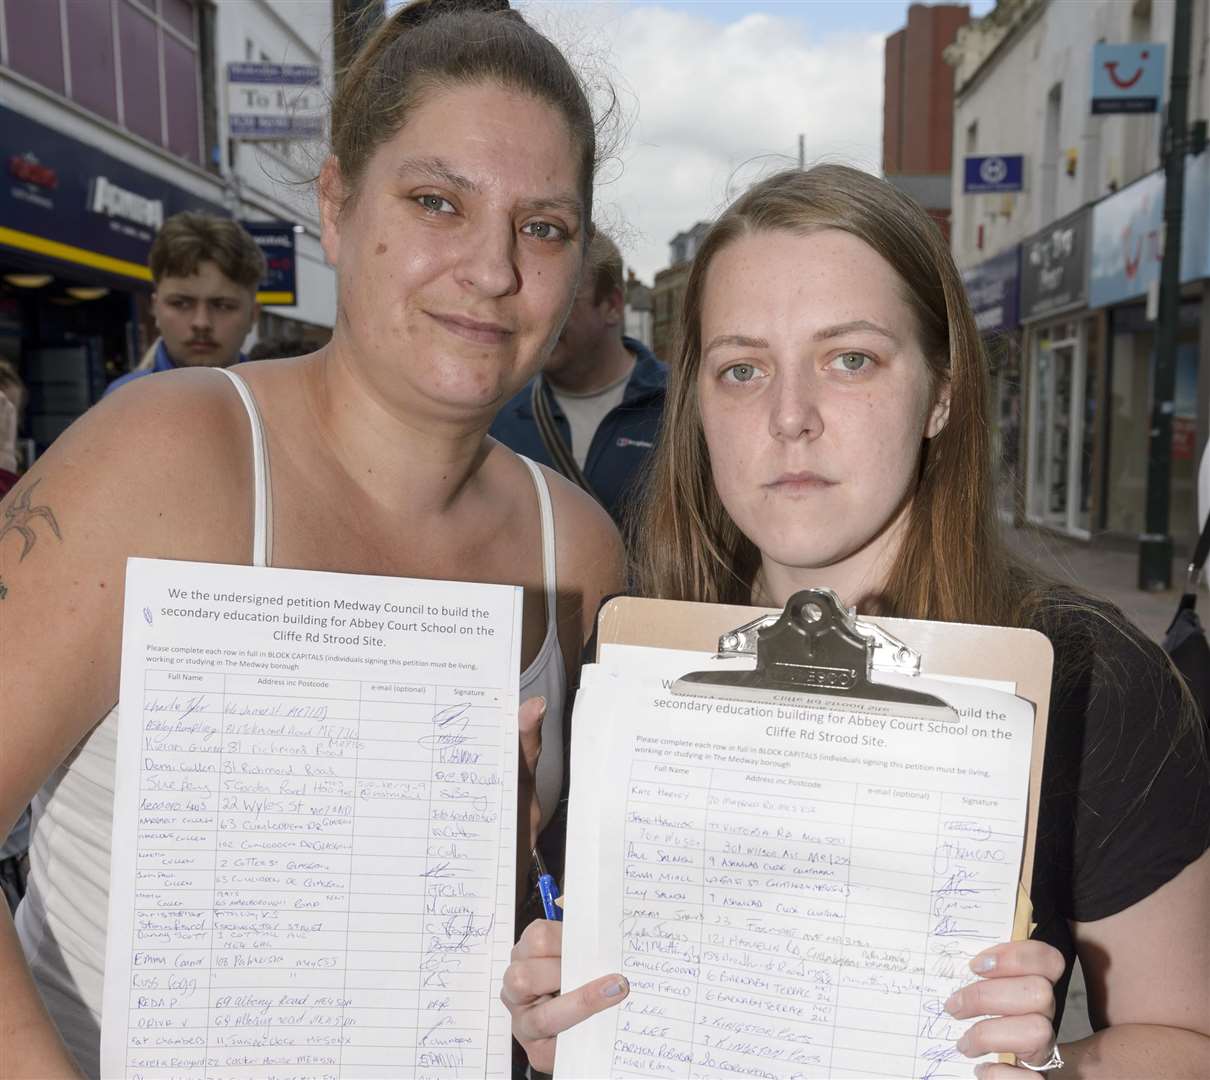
[503,166,1210,1078]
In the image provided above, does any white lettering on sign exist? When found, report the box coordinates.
[89,177,164,230]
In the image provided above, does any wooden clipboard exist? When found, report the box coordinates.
[596,592,1055,946]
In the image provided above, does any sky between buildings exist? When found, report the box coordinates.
[388,0,995,283]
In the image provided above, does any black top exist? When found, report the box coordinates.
[1025,599,1210,1023]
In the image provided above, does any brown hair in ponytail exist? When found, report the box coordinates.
[330,0,598,221]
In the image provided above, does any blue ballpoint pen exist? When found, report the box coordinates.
[533,849,563,921]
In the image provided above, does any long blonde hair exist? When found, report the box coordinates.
[635,164,1033,625]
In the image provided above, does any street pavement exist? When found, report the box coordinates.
[1006,525,1195,642]
[1003,524,1206,1045]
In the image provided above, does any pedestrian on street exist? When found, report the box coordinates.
[101,213,265,396]
[491,231,666,534]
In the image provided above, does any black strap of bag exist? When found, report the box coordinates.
[529,376,599,500]
[1175,508,1210,614]
[1164,508,1210,727]
[1191,508,1210,586]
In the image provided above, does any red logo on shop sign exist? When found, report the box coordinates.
[1103,54,1147,90]
[8,155,58,190]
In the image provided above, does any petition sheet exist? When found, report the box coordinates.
[559,646,1034,1080]
[101,558,523,1080]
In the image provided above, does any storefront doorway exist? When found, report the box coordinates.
[1103,300,1203,547]
[1027,320,1097,536]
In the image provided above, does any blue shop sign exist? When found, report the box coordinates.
[1091,43,1166,114]
[0,104,226,284]
[1089,152,1210,307]
[964,155,1025,194]
[240,221,298,306]
[961,246,1020,334]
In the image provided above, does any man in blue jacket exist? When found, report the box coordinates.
[104,212,264,396]
[491,232,666,533]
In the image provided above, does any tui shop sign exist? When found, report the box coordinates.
[1091,43,1166,115]
[1089,153,1210,307]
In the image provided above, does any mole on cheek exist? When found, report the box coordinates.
[375,243,387,255]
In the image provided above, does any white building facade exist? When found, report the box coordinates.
[0,0,337,453]
[949,0,1210,545]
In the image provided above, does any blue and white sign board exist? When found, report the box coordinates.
[227,63,323,140]
[239,221,298,306]
[1091,43,1166,114]
[962,246,1021,334]
[1089,152,1210,308]
[964,155,1025,194]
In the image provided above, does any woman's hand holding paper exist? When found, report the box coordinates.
[945,940,1066,1077]
[501,918,628,1074]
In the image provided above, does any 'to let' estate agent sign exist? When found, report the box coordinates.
[1091,43,1166,114]
[227,63,323,140]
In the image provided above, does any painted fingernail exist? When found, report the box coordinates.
[971,954,997,973]
[602,977,628,999]
[943,990,961,1015]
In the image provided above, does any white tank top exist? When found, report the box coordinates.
[16,368,568,1078]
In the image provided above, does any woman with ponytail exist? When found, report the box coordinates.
[0,3,622,1075]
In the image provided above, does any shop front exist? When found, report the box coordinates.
[1088,153,1209,548]
[961,245,1022,521]
[1,104,232,453]
[1020,208,1099,539]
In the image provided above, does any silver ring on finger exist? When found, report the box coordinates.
[1018,1044,1064,1072]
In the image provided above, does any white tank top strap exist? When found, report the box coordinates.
[216,367,273,568]
[517,455,558,627]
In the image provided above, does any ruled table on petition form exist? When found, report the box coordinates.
[611,760,1023,1080]
[558,646,1036,1080]
[102,560,522,1080]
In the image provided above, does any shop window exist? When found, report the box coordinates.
[3,1,203,167]
[1103,302,1201,545]
[161,0,197,41]
[1041,83,1062,225]
[1026,319,1097,537]
[164,34,201,164]
[66,1,119,123]
[118,1,163,146]
[3,0,66,94]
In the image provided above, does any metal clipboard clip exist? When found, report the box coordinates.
[671,587,959,720]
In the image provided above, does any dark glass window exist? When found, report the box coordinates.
[117,0,163,145]
[163,34,200,164]
[161,0,196,41]
[4,0,65,94]
[2,0,202,165]
[67,1,119,123]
